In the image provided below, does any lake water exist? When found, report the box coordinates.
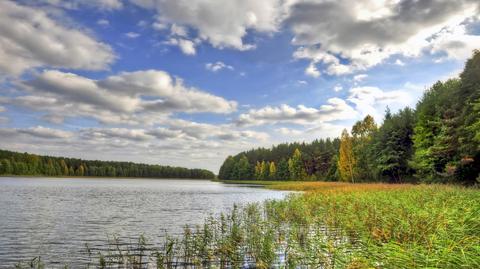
[0,177,289,267]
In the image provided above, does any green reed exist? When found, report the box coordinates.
[15,183,480,268]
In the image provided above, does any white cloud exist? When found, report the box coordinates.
[305,62,320,77]
[0,1,115,77]
[334,85,343,92]
[97,19,110,26]
[276,127,303,136]
[177,39,196,55]
[297,80,307,85]
[81,128,153,142]
[134,0,285,50]
[205,61,234,72]
[9,69,237,125]
[348,86,413,120]
[125,32,140,39]
[0,122,273,172]
[14,126,74,139]
[288,0,480,76]
[170,24,188,37]
[29,0,123,10]
[395,59,405,66]
[236,98,357,126]
[166,38,196,55]
[353,74,368,82]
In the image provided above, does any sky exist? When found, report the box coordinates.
[0,0,479,173]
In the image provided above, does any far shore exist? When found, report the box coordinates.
[0,175,214,180]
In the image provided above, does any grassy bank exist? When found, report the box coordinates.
[16,182,480,268]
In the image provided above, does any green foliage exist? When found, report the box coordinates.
[372,108,415,183]
[0,149,215,179]
[219,50,480,184]
[338,129,356,183]
[233,155,251,180]
[268,161,277,180]
[218,138,339,181]
[351,115,377,182]
[288,149,307,180]
[276,159,290,180]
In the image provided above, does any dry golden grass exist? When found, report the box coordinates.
[269,180,415,193]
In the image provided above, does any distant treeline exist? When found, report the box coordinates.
[0,150,215,179]
[219,50,480,184]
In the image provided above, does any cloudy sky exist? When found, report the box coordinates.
[0,0,479,172]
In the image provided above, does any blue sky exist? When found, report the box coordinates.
[0,0,479,172]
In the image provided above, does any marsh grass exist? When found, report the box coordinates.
[15,183,480,268]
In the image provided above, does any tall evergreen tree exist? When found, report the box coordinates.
[276,159,289,180]
[373,108,415,182]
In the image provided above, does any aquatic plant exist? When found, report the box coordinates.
[15,183,480,268]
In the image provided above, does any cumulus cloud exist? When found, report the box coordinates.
[288,0,480,76]
[236,98,357,126]
[81,128,153,142]
[165,38,197,55]
[27,0,123,10]
[6,69,237,125]
[276,127,303,136]
[0,1,115,77]
[0,126,74,139]
[0,122,271,171]
[353,74,368,82]
[348,86,413,119]
[205,62,234,72]
[135,0,285,50]
[395,59,405,66]
[26,69,235,114]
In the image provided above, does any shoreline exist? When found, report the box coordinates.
[0,175,213,180]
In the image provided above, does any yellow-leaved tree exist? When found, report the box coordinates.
[338,129,356,183]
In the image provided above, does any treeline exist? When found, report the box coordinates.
[219,50,480,184]
[0,149,215,179]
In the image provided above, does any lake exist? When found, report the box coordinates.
[0,177,289,267]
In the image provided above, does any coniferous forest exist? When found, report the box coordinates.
[219,50,480,185]
[0,149,215,179]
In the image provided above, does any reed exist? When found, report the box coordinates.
[15,183,480,268]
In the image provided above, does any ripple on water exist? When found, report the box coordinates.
[0,177,289,268]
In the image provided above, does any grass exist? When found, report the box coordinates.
[15,181,480,268]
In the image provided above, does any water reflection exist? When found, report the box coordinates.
[0,177,289,268]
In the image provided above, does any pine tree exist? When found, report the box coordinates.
[373,108,415,182]
[276,159,289,180]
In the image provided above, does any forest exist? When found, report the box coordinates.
[0,149,215,179]
[219,50,480,185]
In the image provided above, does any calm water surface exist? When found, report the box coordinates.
[0,177,289,267]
